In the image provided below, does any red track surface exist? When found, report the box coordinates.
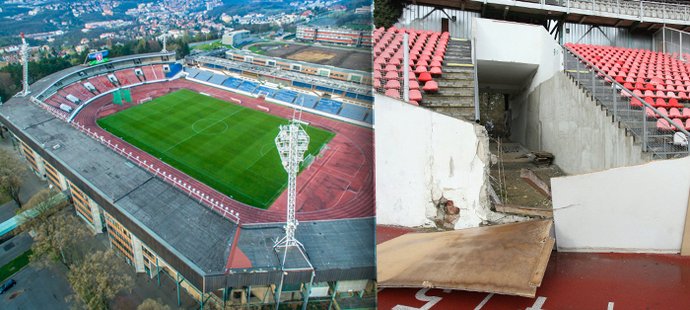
[72,79,374,224]
[376,226,690,309]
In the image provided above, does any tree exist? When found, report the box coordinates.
[68,250,134,310]
[23,209,90,267]
[374,0,408,28]
[137,298,171,310]
[0,148,27,208]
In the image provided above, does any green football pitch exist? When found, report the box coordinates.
[97,89,335,209]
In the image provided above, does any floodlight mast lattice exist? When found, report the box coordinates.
[274,120,310,249]
[18,33,30,97]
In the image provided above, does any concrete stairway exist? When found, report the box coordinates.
[422,38,477,121]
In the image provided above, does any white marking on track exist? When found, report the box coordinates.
[442,289,451,293]
[393,288,443,310]
[474,293,494,310]
[526,297,547,310]
[608,302,615,310]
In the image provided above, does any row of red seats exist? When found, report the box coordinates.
[657,118,690,131]
[373,26,448,104]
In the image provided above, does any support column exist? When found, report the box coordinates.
[34,157,47,180]
[57,173,68,191]
[130,235,146,273]
[88,198,104,233]
[176,273,182,306]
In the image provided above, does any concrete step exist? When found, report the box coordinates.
[426,87,475,97]
[443,69,474,77]
[424,95,474,106]
[438,79,474,88]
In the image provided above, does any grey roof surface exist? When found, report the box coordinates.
[238,217,375,272]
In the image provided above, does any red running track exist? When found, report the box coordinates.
[72,79,374,224]
[376,225,690,309]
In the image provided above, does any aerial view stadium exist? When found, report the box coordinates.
[0,15,374,308]
[375,0,690,309]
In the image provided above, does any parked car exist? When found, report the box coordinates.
[0,279,16,294]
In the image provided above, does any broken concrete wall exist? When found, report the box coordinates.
[552,156,690,253]
[510,71,651,175]
[375,94,522,229]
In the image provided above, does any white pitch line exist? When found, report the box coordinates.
[474,293,494,310]
[608,302,615,310]
[393,288,443,310]
[526,297,547,310]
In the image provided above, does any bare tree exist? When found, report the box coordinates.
[137,298,171,310]
[68,250,134,310]
[0,148,27,208]
[22,208,90,267]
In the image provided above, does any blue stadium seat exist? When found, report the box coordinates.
[253,86,277,97]
[238,81,258,93]
[295,94,319,109]
[272,90,298,104]
[222,77,242,89]
[208,74,227,85]
[185,67,201,78]
[195,71,213,82]
[338,104,369,121]
[315,98,342,114]
[167,63,183,78]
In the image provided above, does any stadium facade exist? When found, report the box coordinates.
[0,51,375,308]
[296,25,373,47]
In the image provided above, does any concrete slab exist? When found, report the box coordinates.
[377,220,554,298]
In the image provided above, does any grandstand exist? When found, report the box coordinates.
[0,51,374,308]
[182,66,374,125]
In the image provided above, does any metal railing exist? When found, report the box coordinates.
[563,46,690,159]
[481,0,690,23]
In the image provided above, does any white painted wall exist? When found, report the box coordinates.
[552,157,690,253]
[474,18,563,92]
[375,95,522,229]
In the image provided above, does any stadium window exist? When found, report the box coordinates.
[266,60,276,67]
[291,64,302,71]
[244,56,253,63]
[318,69,330,77]
[350,74,362,83]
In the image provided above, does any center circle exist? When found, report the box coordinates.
[192,118,228,135]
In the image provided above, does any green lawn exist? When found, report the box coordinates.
[0,250,32,282]
[97,89,334,209]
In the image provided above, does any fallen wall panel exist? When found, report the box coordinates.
[377,220,554,297]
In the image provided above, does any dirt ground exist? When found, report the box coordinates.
[489,140,566,210]
[257,43,372,72]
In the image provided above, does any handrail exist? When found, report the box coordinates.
[485,0,690,23]
[563,45,690,152]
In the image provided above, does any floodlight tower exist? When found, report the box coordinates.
[18,32,30,97]
[274,118,310,249]
[161,27,168,53]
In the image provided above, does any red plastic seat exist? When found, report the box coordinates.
[668,98,683,108]
[384,88,400,99]
[682,108,690,119]
[422,80,439,93]
[686,119,690,130]
[672,118,685,131]
[409,89,423,102]
[409,80,420,90]
[385,79,401,89]
[429,66,442,76]
[655,98,668,108]
[657,118,674,132]
[670,108,682,119]
[418,72,432,83]
[630,97,643,108]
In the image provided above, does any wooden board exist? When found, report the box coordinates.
[681,188,690,256]
[377,220,555,298]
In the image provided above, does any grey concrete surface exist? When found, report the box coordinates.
[0,265,74,310]
[510,71,650,175]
